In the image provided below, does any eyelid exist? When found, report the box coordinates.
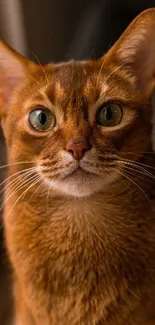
[96,94,129,104]
[27,104,55,114]
[96,98,124,109]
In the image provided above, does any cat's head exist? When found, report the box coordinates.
[0,8,155,198]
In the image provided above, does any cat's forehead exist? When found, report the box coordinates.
[51,60,97,86]
[22,59,135,115]
[45,61,102,105]
[42,60,133,106]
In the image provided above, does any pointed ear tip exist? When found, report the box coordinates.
[136,7,155,20]
[142,7,155,13]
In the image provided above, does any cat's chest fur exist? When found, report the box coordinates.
[5,191,155,325]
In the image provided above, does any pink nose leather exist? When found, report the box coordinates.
[66,139,91,160]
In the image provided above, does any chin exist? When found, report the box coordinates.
[44,169,113,198]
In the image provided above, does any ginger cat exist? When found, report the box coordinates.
[1,8,155,325]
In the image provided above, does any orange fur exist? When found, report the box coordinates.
[1,8,155,325]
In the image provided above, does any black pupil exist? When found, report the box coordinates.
[104,107,113,120]
[39,112,47,125]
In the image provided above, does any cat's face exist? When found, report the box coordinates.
[0,8,155,197]
[1,60,151,197]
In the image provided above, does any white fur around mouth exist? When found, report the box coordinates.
[62,166,95,180]
[41,166,101,197]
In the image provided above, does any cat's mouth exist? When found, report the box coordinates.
[62,166,96,180]
[41,162,114,197]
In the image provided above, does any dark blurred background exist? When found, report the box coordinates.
[0,1,155,324]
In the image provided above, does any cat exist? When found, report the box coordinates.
[1,7,155,325]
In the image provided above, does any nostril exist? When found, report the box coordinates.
[85,143,92,151]
[68,149,74,155]
[81,148,87,155]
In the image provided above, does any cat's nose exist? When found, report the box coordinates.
[66,138,91,160]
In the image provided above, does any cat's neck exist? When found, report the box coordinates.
[6,153,155,240]
[10,172,154,235]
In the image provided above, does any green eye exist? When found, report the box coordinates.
[28,108,56,132]
[96,103,123,127]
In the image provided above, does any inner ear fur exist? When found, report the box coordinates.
[0,41,35,117]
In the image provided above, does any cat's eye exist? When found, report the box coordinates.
[28,108,56,132]
[96,103,123,127]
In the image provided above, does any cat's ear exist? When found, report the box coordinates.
[0,41,32,117]
[104,8,155,98]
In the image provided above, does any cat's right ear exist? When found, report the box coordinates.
[103,8,155,99]
[0,41,33,118]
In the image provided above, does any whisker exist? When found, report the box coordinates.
[29,49,49,84]
[0,167,37,194]
[117,160,155,181]
[0,160,36,170]
[120,151,155,155]
[118,157,155,171]
[116,169,151,206]
[124,167,155,184]
[0,173,39,213]
[98,63,126,89]
[119,152,153,160]
[28,75,43,87]
[6,167,37,186]
[21,174,43,202]
[4,176,43,224]
[96,57,106,85]
[22,181,44,212]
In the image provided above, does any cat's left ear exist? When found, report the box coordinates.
[0,41,33,117]
[104,8,155,98]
